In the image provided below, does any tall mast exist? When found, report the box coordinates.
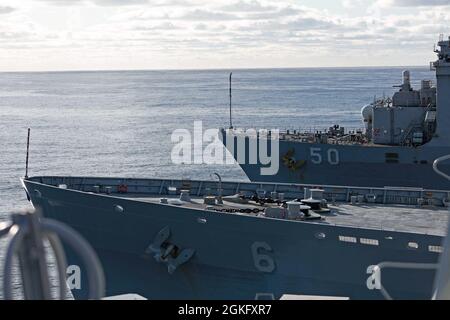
[229,72,233,129]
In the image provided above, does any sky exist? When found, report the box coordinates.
[0,0,449,71]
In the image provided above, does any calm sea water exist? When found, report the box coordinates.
[0,67,435,216]
[0,67,434,297]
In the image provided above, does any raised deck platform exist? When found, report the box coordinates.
[119,194,449,236]
[224,127,370,146]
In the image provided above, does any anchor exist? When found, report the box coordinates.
[282,149,306,172]
[145,226,195,274]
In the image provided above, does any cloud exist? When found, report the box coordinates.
[378,0,450,6]
[0,6,15,14]
[177,9,239,20]
[2,0,450,70]
[133,21,180,30]
[220,0,277,12]
[342,0,365,8]
[31,0,197,6]
[31,0,149,6]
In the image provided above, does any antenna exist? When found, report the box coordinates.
[25,128,30,179]
[229,72,233,129]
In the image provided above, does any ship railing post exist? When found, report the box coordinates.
[197,181,203,196]
[1,208,103,300]
[373,262,439,300]
[159,180,165,195]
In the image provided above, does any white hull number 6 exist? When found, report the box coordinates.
[252,242,276,273]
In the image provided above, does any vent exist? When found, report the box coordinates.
[339,236,357,243]
[428,245,444,253]
[407,242,419,250]
[360,238,379,246]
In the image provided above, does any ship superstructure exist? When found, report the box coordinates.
[220,36,450,189]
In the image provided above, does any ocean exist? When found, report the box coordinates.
[0,67,435,216]
[0,67,435,297]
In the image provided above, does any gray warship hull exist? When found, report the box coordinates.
[221,131,450,189]
[22,176,447,300]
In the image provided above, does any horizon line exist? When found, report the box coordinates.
[0,64,432,74]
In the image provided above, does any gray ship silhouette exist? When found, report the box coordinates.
[22,175,448,300]
[220,35,450,190]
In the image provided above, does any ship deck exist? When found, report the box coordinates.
[118,194,449,236]
[25,176,450,237]
[224,128,372,146]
